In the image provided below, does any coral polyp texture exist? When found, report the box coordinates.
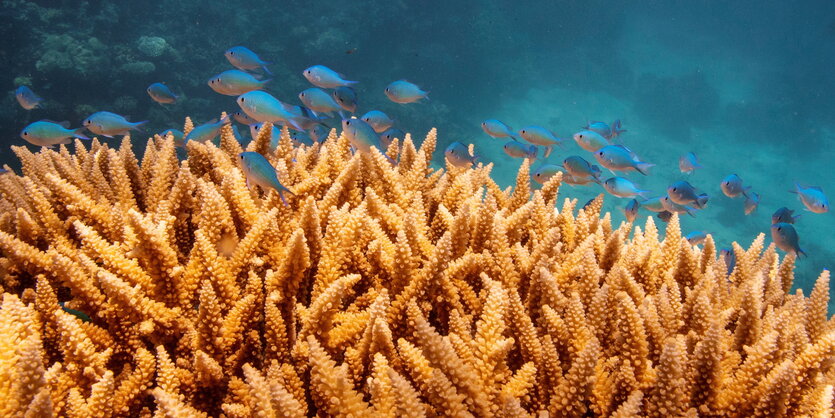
[0,119,833,417]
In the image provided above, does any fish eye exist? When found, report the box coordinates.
[240,97,245,102]
[777,226,782,231]
[597,151,603,155]
[579,134,584,138]
[672,187,677,192]
[522,130,526,134]
[301,93,305,97]
[23,131,28,136]
[230,51,234,55]
[346,121,351,125]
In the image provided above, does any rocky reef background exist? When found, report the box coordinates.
[2,0,835,308]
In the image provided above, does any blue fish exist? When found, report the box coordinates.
[303,65,357,89]
[641,196,666,213]
[519,126,564,158]
[657,211,674,223]
[361,110,395,133]
[342,118,381,153]
[623,199,640,223]
[667,180,709,208]
[720,174,750,198]
[792,183,829,214]
[563,173,597,186]
[309,124,330,143]
[249,122,278,143]
[772,207,801,224]
[573,130,610,152]
[385,80,429,104]
[481,119,516,139]
[532,164,562,184]
[444,142,479,168]
[379,128,405,149]
[238,152,293,205]
[159,129,185,146]
[584,120,625,140]
[332,86,358,113]
[232,110,258,126]
[184,116,230,144]
[603,177,651,198]
[594,145,654,175]
[685,231,708,246]
[208,70,270,96]
[771,223,806,257]
[82,112,147,138]
[720,248,736,275]
[744,192,760,215]
[237,91,309,131]
[660,194,697,216]
[679,152,702,173]
[503,141,537,160]
[21,120,89,147]
[299,88,343,116]
[15,85,43,110]
[225,46,272,75]
[562,156,602,184]
[147,82,178,104]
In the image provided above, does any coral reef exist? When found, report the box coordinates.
[137,36,169,58]
[0,122,833,416]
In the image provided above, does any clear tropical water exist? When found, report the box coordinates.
[2,1,833,308]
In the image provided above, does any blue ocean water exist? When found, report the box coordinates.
[1,1,833,308]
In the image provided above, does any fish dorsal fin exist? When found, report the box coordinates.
[43,120,71,128]
[810,186,823,192]
[205,118,218,125]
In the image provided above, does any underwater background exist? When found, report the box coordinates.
[1,0,833,309]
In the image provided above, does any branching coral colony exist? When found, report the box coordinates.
[0,116,833,417]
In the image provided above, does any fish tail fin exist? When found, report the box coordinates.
[742,186,752,198]
[528,145,538,161]
[612,119,626,136]
[789,182,800,194]
[472,154,481,166]
[73,128,90,140]
[797,248,808,258]
[344,80,359,86]
[288,118,305,131]
[132,120,149,131]
[697,193,710,208]
[260,78,272,87]
[637,189,653,199]
[793,213,803,222]
[636,162,655,175]
[544,146,553,158]
[423,91,430,101]
[261,66,273,76]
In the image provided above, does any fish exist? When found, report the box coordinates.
[238,152,294,205]
[379,128,405,149]
[562,156,602,184]
[225,46,272,75]
[444,142,479,168]
[532,164,562,184]
[660,194,697,216]
[59,302,91,322]
[744,192,760,215]
[15,85,43,110]
[593,145,654,175]
[208,70,270,96]
[384,80,429,104]
[720,174,751,198]
[771,223,806,257]
[303,65,357,88]
[573,130,610,152]
[290,130,313,146]
[361,110,395,133]
[503,141,537,160]
[584,120,626,140]
[237,91,309,130]
[299,88,343,117]
[82,112,147,138]
[720,248,736,275]
[603,177,651,198]
[481,119,517,139]
[791,183,829,214]
[656,211,673,223]
[332,86,358,113]
[685,231,708,246]
[679,152,702,173]
[667,180,709,208]
[147,82,178,104]
[20,120,89,147]
[309,124,330,143]
[772,207,801,224]
[342,118,381,153]
[519,126,564,157]
[623,199,640,223]
[283,104,328,130]
[159,129,185,146]
[249,122,279,143]
[641,196,666,212]
[184,116,230,144]
[563,173,597,186]
[232,110,258,126]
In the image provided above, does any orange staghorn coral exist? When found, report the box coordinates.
[0,118,833,417]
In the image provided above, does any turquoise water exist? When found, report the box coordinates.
[2,1,833,306]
